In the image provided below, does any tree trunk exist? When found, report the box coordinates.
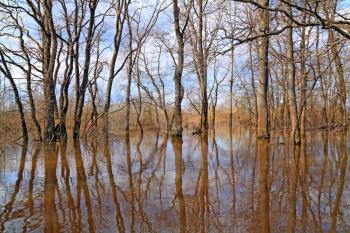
[257,0,270,139]
[0,51,28,141]
[249,43,258,126]
[198,0,208,133]
[26,70,42,141]
[103,2,128,136]
[73,0,97,139]
[229,46,234,128]
[42,0,58,141]
[329,29,347,129]
[323,1,347,130]
[171,0,185,137]
[18,29,42,141]
[59,42,74,139]
[125,30,133,133]
[286,4,301,145]
[125,66,132,132]
[300,13,307,139]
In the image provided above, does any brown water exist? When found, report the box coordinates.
[0,127,349,232]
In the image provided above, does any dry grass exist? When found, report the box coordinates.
[0,102,346,140]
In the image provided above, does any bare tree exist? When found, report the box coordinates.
[103,0,130,137]
[286,2,301,144]
[171,0,191,136]
[256,0,270,139]
[73,0,99,139]
[0,50,28,141]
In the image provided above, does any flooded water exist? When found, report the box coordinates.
[0,127,349,232]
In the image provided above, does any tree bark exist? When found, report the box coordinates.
[42,0,58,141]
[125,11,134,133]
[257,0,270,139]
[198,0,208,133]
[171,0,186,136]
[300,10,307,139]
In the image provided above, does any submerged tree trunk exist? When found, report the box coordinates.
[257,0,270,139]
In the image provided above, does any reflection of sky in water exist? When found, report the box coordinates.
[1,171,18,184]
[0,128,350,232]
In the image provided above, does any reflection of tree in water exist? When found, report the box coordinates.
[60,141,79,231]
[0,142,28,232]
[74,139,95,233]
[257,139,270,233]
[44,144,59,233]
[330,132,347,232]
[0,130,349,232]
[24,143,40,231]
[103,140,125,232]
[199,134,209,233]
[172,136,186,233]
[126,132,135,233]
[288,144,299,233]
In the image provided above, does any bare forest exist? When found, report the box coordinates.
[1,0,350,232]
[0,0,349,142]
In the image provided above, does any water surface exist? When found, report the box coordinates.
[1,127,349,232]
